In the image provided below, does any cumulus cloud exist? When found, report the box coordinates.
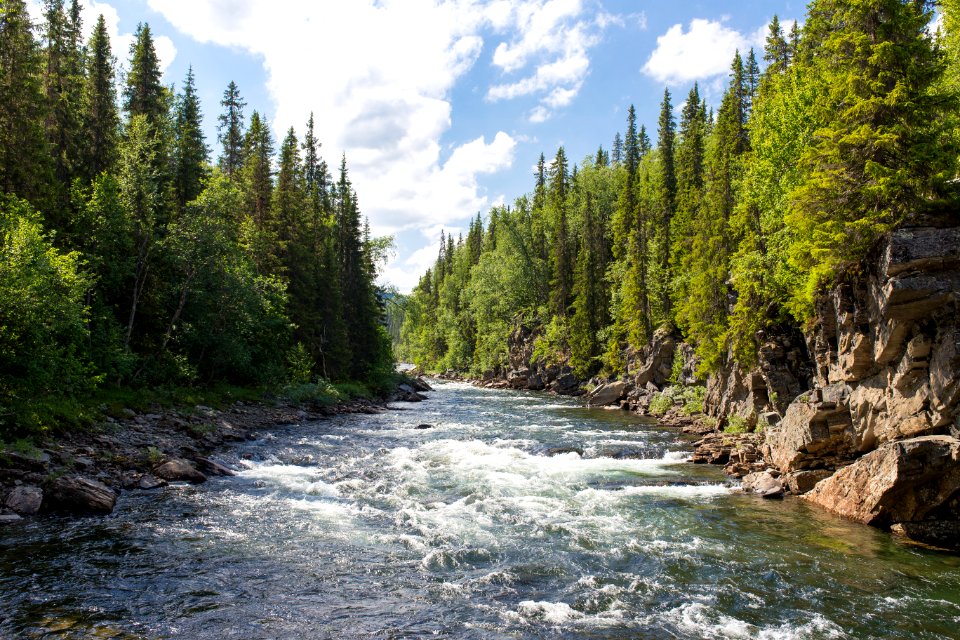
[147,0,615,289]
[27,0,177,75]
[643,18,762,85]
[486,0,621,122]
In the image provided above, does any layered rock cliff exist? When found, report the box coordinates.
[720,222,960,548]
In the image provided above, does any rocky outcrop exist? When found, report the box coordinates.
[741,470,784,498]
[705,325,812,430]
[44,476,117,514]
[803,436,960,532]
[697,224,960,546]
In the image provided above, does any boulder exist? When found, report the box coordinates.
[783,469,834,495]
[543,446,583,457]
[153,458,208,484]
[45,476,117,514]
[409,377,433,392]
[414,423,433,430]
[741,471,783,499]
[0,513,22,525]
[4,485,43,515]
[765,385,856,473]
[196,457,237,477]
[802,435,960,526]
[507,368,530,389]
[138,474,168,490]
[587,381,627,407]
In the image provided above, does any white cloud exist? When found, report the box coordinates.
[27,0,177,75]
[146,0,551,291]
[486,1,615,122]
[643,18,761,85]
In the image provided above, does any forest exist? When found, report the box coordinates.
[0,0,393,437]
[398,0,960,382]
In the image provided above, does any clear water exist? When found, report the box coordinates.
[2,380,959,639]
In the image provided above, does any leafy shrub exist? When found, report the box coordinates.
[648,392,674,416]
[724,414,748,434]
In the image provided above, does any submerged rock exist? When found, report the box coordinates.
[153,458,207,484]
[414,423,433,430]
[45,476,117,514]
[0,513,22,524]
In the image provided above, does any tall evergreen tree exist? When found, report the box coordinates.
[218,81,245,179]
[123,23,166,126]
[42,0,86,196]
[0,0,53,208]
[611,131,623,165]
[656,88,676,322]
[764,15,790,76]
[548,146,572,317]
[172,66,209,209]
[80,14,119,180]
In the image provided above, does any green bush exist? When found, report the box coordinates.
[648,392,674,416]
[724,414,748,434]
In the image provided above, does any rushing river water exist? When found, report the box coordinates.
[2,380,960,639]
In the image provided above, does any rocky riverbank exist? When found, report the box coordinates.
[440,221,960,550]
[0,377,433,522]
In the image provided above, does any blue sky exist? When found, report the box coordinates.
[30,0,802,292]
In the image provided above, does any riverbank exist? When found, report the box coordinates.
[0,377,432,521]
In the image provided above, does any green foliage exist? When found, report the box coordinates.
[648,392,674,416]
[0,196,97,437]
[725,414,748,434]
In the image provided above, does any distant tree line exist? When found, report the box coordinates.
[0,0,392,435]
[399,0,959,379]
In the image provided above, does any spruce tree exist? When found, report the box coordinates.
[42,0,86,195]
[611,132,623,165]
[548,146,572,317]
[764,15,790,76]
[172,66,209,209]
[218,81,245,179]
[81,14,119,180]
[123,23,166,126]
[0,0,53,208]
[788,0,957,316]
[655,88,676,322]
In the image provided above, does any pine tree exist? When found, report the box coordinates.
[241,111,274,230]
[764,15,790,76]
[123,23,166,126]
[0,0,53,208]
[218,81,245,179]
[42,0,86,194]
[172,66,208,209]
[655,88,676,322]
[80,14,119,180]
[548,146,572,317]
[787,0,957,317]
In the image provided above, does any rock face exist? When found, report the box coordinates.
[803,436,960,527]
[763,225,960,480]
[153,458,208,484]
[45,476,117,514]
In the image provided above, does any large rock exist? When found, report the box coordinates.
[632,327,676,388]
[587,381,627,407]
[4,485,43,515]
[802,435,960,526]
[45,476,117,514]
[153,458,207,484]
[783,469,834,495]
[765,385,855,472]
[741,471,784,498]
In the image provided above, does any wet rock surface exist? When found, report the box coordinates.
[44,476,117,514]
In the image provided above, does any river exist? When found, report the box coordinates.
[2,380,959,639]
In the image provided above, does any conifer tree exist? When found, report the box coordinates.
[548,146,572,317]
[611,132,623,165]
[0,0,53,208]
[81,14,119,180]
[42,0,86,196]
[172,66,208,209]
[218,81,245,179]
[787,0,957,316]
[764,15,790,76]
[655,88,676,322]
[123,24,166,126]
